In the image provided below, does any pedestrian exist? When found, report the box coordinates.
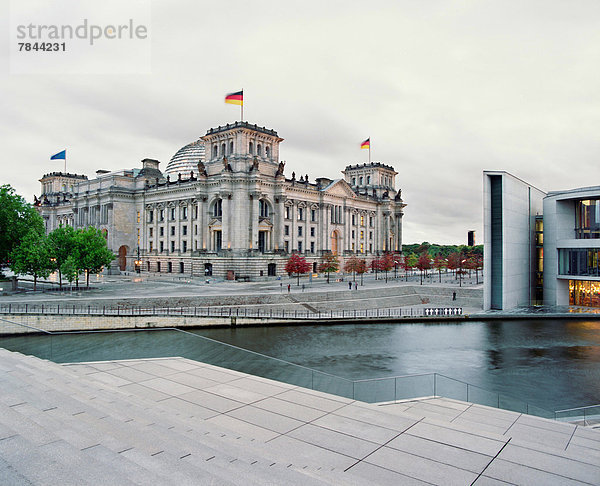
[348,281,352,290]
[287,284,291,293]
[354,282,358,291]
[452,291,456,301]
[302,284,305,292]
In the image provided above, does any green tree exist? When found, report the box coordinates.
[9,231,53,290]
[60,255,79,288]
[78,227,114,287]
[318,253,340,284]
[0,185,45,267]
[47,225,79,289]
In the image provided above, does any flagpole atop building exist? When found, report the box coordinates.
[369,138,371,164]
[241,88,243,122]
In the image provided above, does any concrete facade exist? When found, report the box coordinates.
[36,122,406,279]
[484,171,600,309]
[483,171,545,310]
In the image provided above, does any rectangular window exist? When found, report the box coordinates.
[284,225,290,236]
[352,230,355,238]
[170,208,176,220]
[360,216,365,226]
[285,207,291,219]
[149,228,153,238]
[310,242,315,253]
[298,241,303,252]
[284,240,289,253]
[137,228,140,245]
[360,243,364,253]
[360,230,364,239]
[369,243,372,253]
[160,209,164,222]
[352,243,355,251]
[298,208,304,221]
[311,209,316,222]
[194,225,198,235]
[182,225,187,236]
[160,241,164,252]
[149,241,153,252]
[182,240,187,252]
[298,226,303,237]
[369,231,373,240]
[137,211,140,223]
[168,262,172,273]
[369,217,373,227]
[182,207,188,219]
[170,226,175,236]
[170,241,175,252]
[148,210,153,223]
[352,215,356,225]
[194,205,198,218]
[310,227,315,237]
[160,227,164,237]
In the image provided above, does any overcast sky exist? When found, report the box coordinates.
[2,0,599,244]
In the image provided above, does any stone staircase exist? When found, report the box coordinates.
[0,349,351,485]
[1,348,598,485]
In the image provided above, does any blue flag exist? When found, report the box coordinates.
[50,150,66,160]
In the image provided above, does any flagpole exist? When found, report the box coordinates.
[241,88,243,122]
[369,138,371,164]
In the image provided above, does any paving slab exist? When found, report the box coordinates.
[288,423,380,459]
[227,404,305,434]
[178,389,245,413]
[364,445,480,486]
[483,457,591,486]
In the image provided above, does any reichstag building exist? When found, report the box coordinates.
[36,122,406,279]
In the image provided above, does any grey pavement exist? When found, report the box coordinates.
[1,348,598,485]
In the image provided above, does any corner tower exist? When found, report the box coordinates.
[200,122,284,177]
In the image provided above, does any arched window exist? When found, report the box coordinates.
[212,199,222,218]
[221,143,226,156]
[259,199,269,218]
[229,141,234,154]
[213,145,218,158]
[265,146,270,158]
[367,176,371,184]
[249,141,254,154]
[359,176,363,185]
[257,144,262,156]
[352,177,356,185]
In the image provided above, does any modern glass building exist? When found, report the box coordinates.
[484,172,600,309]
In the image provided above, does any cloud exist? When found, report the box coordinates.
[2,0,599,244]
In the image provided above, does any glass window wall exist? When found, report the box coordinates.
[559,248,600,276]
[569,280,600,307]
[575,199,600,239]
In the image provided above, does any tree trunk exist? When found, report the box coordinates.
[58,269,62,289]
[33,275,37,291]
[86,270,90,287]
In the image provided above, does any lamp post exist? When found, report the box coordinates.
[134,247,142,274]
[459,259,466,287]
[394,260,398,279]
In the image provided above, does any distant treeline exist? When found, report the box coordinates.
[402,242,483,257]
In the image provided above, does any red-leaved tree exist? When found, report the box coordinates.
[416,252,432,285]
[433,254,446,283]
[285,253,311,286]
[318,253,340,284]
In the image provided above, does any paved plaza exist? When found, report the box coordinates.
[1,348,598,485]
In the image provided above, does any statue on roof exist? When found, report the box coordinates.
[197,161,207,177]
[276,161,285,176]
[249,157,259,172]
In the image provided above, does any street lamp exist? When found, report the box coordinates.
[459,259,466,287]
[394,260,398,279]
[134,247,142,274]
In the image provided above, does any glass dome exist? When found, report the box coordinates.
[165,140,205,176]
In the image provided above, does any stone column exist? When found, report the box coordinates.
[250,192,260,250]
[222,194,230,250]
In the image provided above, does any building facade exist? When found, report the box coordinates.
[483,170,600,309]
[36,122,406,279]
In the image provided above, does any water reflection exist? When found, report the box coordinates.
[0,318,598,411]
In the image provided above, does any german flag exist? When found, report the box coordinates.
[225,90,243,106]
[360,138,370,149]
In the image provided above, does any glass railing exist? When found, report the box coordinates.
[0,317,575,421]
[555,404,600,426]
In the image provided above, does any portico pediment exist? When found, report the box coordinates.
[322,179,356,198]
